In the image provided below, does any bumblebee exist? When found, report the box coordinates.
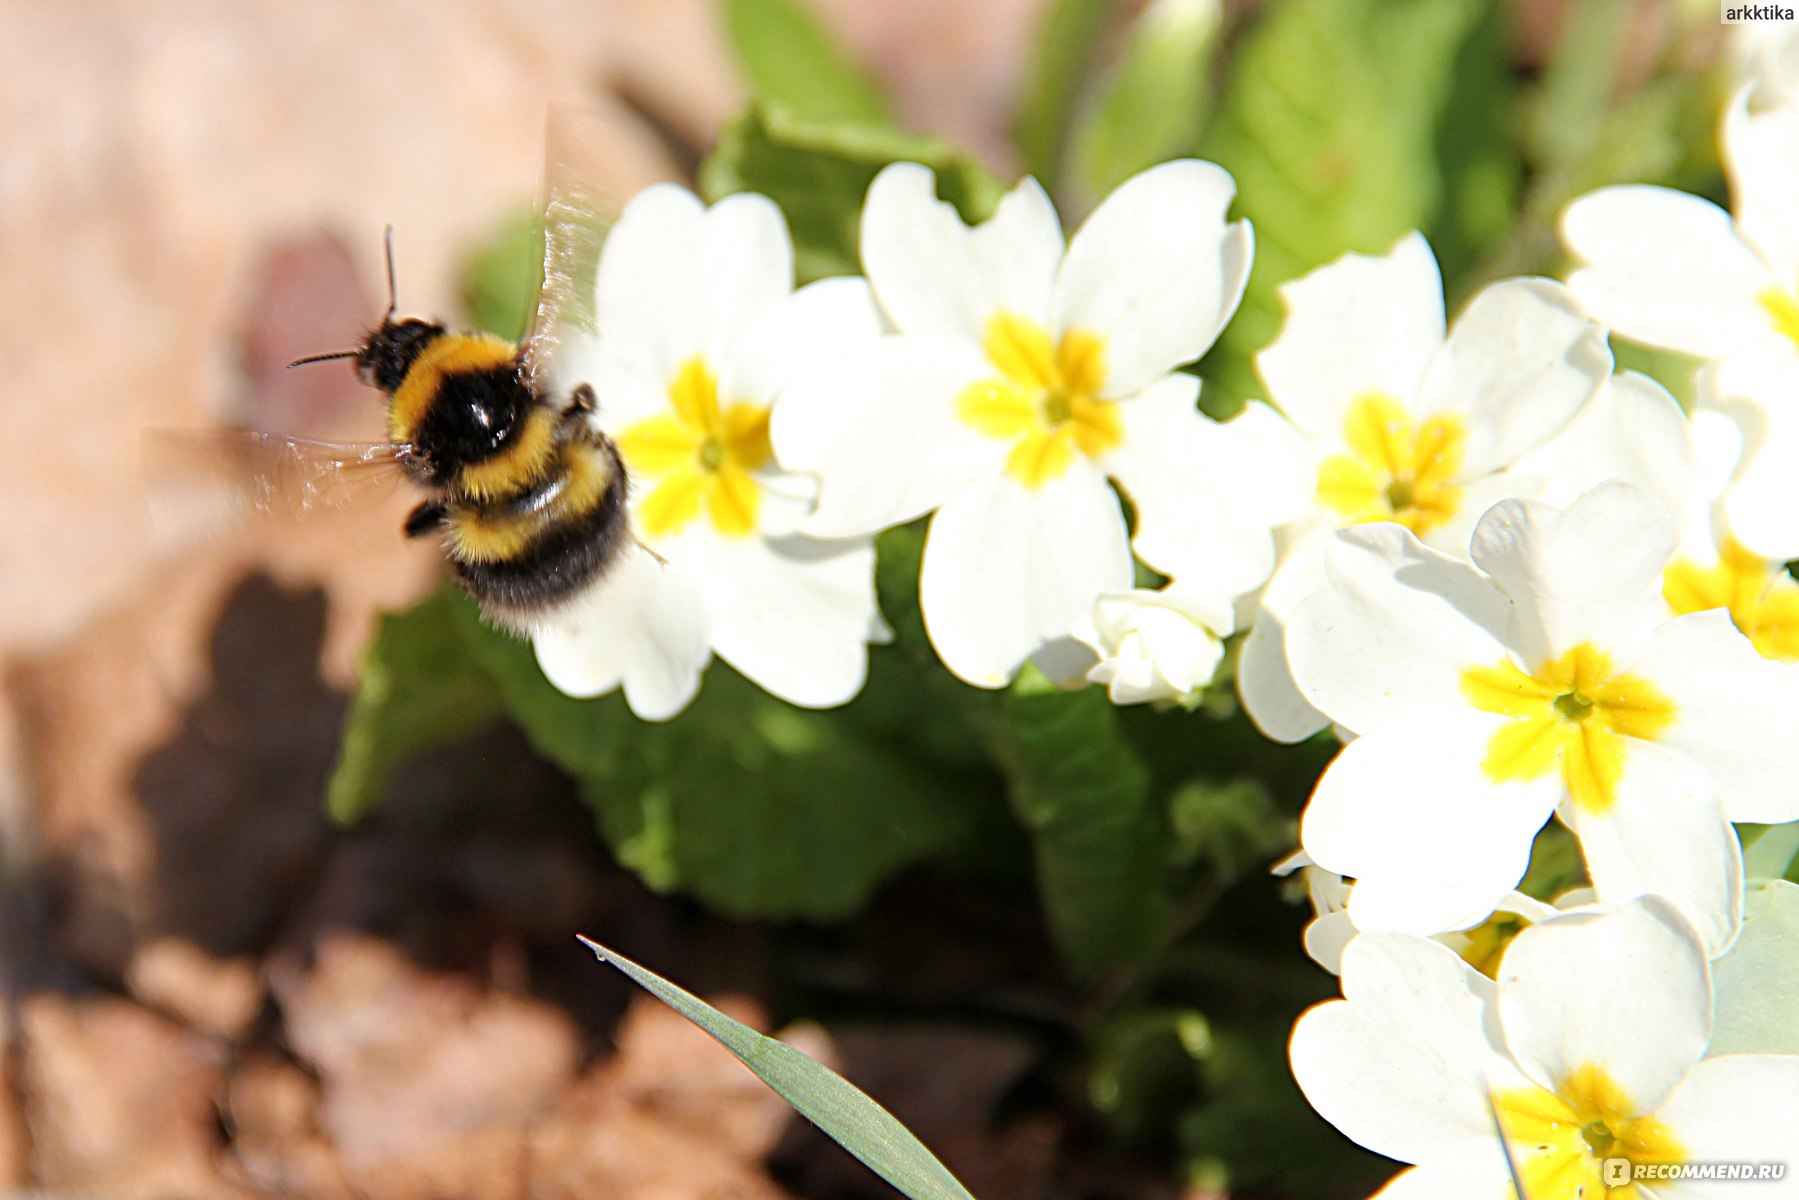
[284,230,630,631]
[168,116,637,632]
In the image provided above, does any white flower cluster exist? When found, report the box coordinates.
[520,64,1799,1192]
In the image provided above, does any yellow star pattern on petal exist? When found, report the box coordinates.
[1315,392,1469,536]
[1663,539,1799,662]
[616,356,772,539]
[1461,644,1677,815]
[955,312,1122,488]
[1493,1061,1686,1200]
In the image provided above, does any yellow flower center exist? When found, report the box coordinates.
[615,357,772,539]
[1461,644,1677,815]
[1663,538,1799,662]
[1315,392,1469,535]
[1494,1062,1685,1200]
[955,312,1121,488]
[1758,287,1799,350]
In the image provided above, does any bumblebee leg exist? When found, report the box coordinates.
[403,500,447,537]
[566,383,596,414]
[635,535,668,567]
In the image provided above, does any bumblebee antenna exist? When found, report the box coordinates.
[381,224,398,324]
[286,348,361,369]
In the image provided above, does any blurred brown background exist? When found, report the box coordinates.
[0,3,1062,1197]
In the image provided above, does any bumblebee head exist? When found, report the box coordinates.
[354,317,445,393]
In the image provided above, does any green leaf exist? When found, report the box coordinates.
[1709,879,1799,1056]
[1196,0,1492,407]
[1068,0,1221,208]
[1012,0,1113,186]
[461,207,542,342]
[988,681,1170,977]
[700,104,1003,284]
[720,0,893,126]
[326,588,502,824]
[874,523,1169,977]
[1166,776,1286,874]
[448,597,978,921]
[582,939,980,1200]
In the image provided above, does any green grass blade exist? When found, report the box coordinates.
[580,938,980,1200]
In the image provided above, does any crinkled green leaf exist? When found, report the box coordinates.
[700,104,1003,283]
[1012,0,1112,186]
[582,939,979,1200]
[326,587,502,825]
[448,596,978,921]
[1166,776,1286,875]
[1196,0,1491,408]
[1709,879,1799,1056]
[874,524,1170,978]
[1068,0,1220,209]
[721,0,893,126]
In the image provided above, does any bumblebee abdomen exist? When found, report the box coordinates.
[445,435,631,627]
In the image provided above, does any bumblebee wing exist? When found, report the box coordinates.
[521,105,614,397]
[143,428,411,543]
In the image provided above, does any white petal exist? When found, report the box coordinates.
[1302,716,1561,937]
[1559,740,1744,956]
[1561,185,1779,358]
[1287,525,1514,735]
[967,175,1064,326]
[1052,160,1253,395]
[1632,609,1799,825]
[1495,896,1711,1115]
[595,183,708,383]
[696,191,796,363]
[1370,1165,1513,1200]
[1301,910,1357,974]
[1657,1055,1799,1196]
[533,545,712,721]
[773,334,1002,538]
[1706,340,1799,559]
[860,162,992,340]
[1417,278,1611,476]
[1726,85,1799,289]
[1236,537,1335,742]
[1470,482,1675,669]
[1510,371,1703,542]
[1288,933,1504,1169]
[1710,880,1799,1057]
[1256,232,1445,439]
[1080,587,1229,703]
[1107,382,1302,597]
[919,459,1132,687]
[726,276,884,407]
[696,532,878,709]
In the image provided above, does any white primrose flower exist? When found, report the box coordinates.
[532,185,884,720]
[1563,89,1799,558]
[1563,90,1799,366]
[1290,896,1799,1200]
[1519,370,1799,664]
[1238,233,1612,742]
[772,159,1309,688]
[1287,481,1799,951]
[1071,586,1233,705]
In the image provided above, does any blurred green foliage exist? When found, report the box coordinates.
[331,0,1741,1194]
